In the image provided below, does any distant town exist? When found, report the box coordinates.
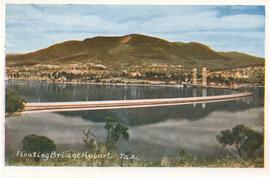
[6,63,264,88]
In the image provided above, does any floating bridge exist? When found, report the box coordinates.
[21,92,253,114]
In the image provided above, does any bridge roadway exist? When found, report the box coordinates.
[21,92,253,114]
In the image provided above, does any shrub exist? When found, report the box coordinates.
[5,89,26,115]
[22,135,56,161]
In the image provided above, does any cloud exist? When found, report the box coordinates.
[140,12,264,33]
[5,5,265,57]
[156,30,265,56]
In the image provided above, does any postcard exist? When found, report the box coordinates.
[1,0,270,178]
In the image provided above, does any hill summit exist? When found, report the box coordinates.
[6,34,264,69]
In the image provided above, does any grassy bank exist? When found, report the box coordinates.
[7,155,263,168]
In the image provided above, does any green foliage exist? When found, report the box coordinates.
[22,135,56,160]
[216,125,263,158]
[5,89,26,115]
[104,117,129,150]
[217,129,235,146]
[240,128,264,157]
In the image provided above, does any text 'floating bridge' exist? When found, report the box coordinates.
[21,92,253,114]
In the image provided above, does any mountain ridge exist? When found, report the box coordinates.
[6,34,264,69]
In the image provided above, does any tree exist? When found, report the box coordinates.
[22,135,56,161]
[216,125,263,158]
[104,117,129,150]
[5,89,26,116]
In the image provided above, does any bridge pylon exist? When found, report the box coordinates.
[192,68,197,85]
[202,67,208,87]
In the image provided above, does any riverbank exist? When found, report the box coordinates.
[7,78,264,89]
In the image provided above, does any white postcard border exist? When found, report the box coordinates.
[0,0,269,178]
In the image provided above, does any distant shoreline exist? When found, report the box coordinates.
[8,78,189,88]
[6,78,264,90]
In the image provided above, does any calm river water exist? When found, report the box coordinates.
[6,80,264,161]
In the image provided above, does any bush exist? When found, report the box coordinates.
[22,135,56,161]
[5,89,26,115]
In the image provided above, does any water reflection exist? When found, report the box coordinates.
[7,80,264,126]
[6,107,263,160]
[202,88,207,109]
[192,87,197,107]
[7,80,236,102]
[5,80,264,160]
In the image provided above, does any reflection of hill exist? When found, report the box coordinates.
[7,80,264,126]
[60,88,263,126]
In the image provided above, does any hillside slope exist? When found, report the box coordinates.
[6,34,264,69]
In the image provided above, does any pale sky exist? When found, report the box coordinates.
[6,5,265,57]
